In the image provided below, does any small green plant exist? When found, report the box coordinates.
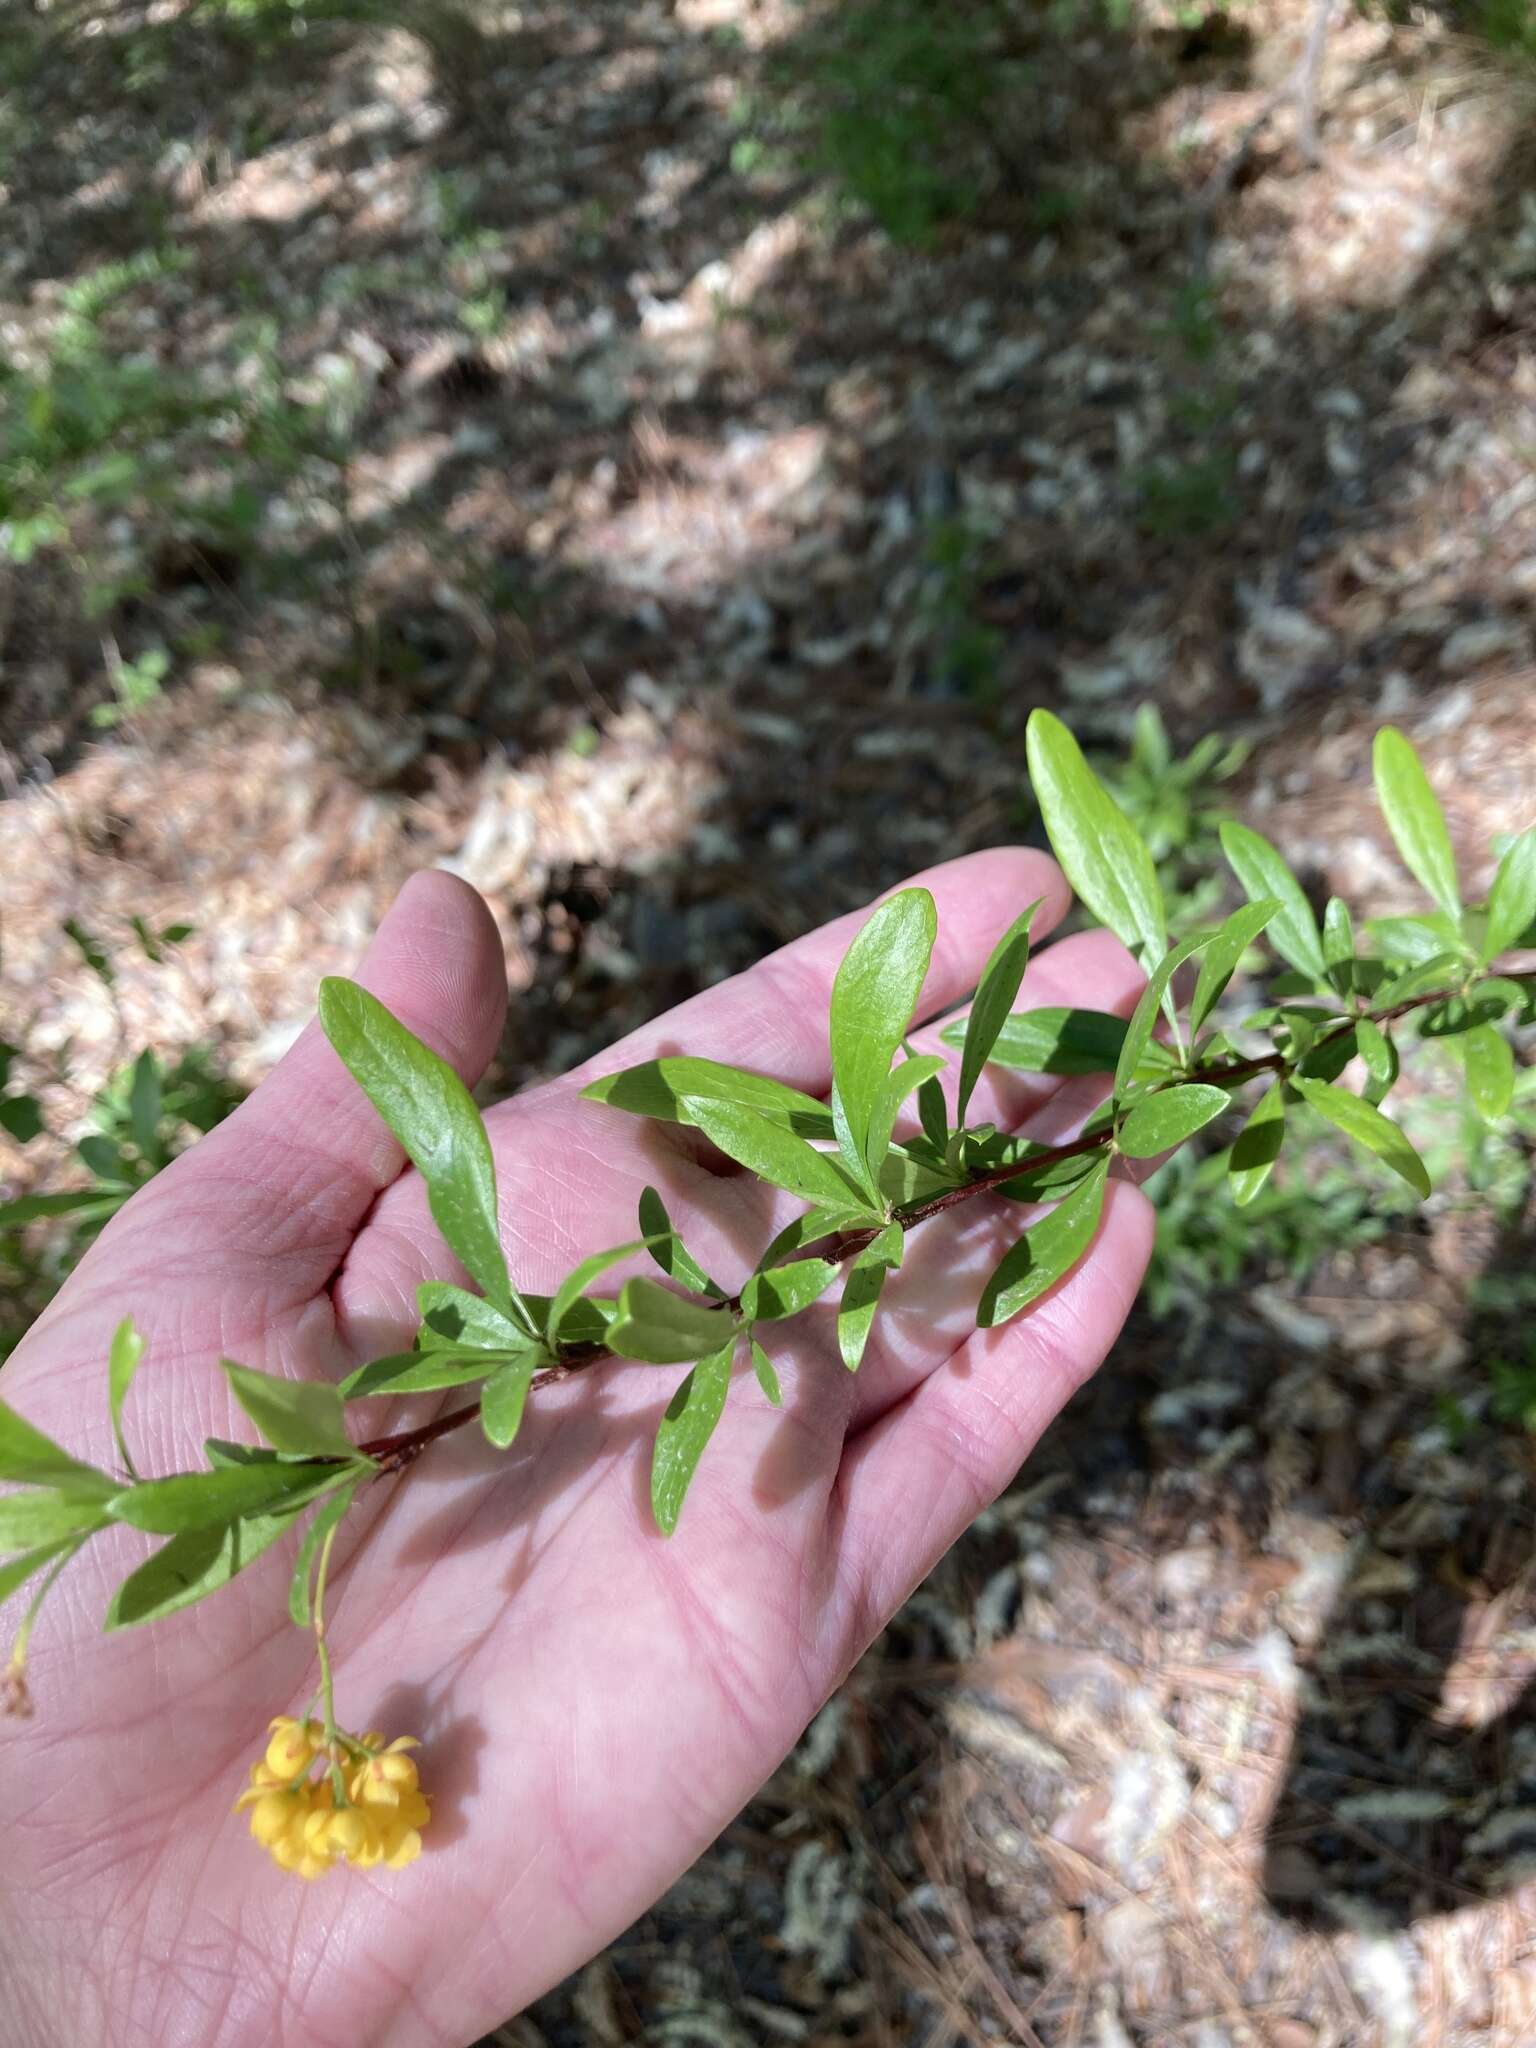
[1,717,1531,1897]
[915,514,1004,699]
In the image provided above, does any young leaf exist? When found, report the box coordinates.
[581,1057,833,1140]
[1229,1080,1286,1206]
[1372,727,1460,918]
[1219,822,1326,982]
[0,1400,113,1495]
[105,1500,314,1630]
[1461,1024,1515,1121]
[956,902,1039,1124]
[1485,829,1536,963]
[681,1096,871,1214]
[1189,900,1281,1037]
[341,1348,520,1399]
[547,1239,651,1346]
[606,1277,737,1365]
[1026,710,1164,964]
[287,1480,358,1626]
[0,1489,109,1550]
[864,1054,949,1184]
[749,1337,782,1407]
[916,1069,949,1150]
[829,888,938,1179]
[416,1283,530,1352]
[318,978,529,1334]
[108,1317,146,1478]
[1322,898,1355,996]
[221,1359,355,1460]
[741,1258,839,1323]
[995,1150,1104,1204]
[638,1186,721,1298]
[943,1006,1129,1077]
[0,1539,81,1611]
[836,1221,902,1372]
[481,1354,538,1448]
[651,1342,733,1536]
[1114,931,1214,1100]
[1356,1018,1399,1106]
[1117,1083,1230,1159]
[108,1459,338,1534]
[978,1158,1109,1328]
[1292,1077,1431,1198]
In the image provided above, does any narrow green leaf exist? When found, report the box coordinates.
[104,1503,312,1630]
[0,1489,108,1550]
[1356,1018,1398,1106]
[1118,1083,1231,1159]
[978,1158,1109,1328]
[1462,1025,1516,1121]
[1229,1080,1286,1205]
[1219,821,1326,982]
[943,1006,1128,1077]
[1292,1077,1431,1198]
[0,1539,80,1611]
[318,979,526,1333]
[607,1277,737,1365]
[1373,727,1461,917]
[916,1069,948,1150]
[0,1189,121,1230]
[341,1348,515,1398]
[749,1337,782,1407]
[130,913,165,963]
[107,1459,337,1534]
[415,1283,529,1352]
[64,918,115,986]
[1367,913,1465,967]
[107,1317,146,1478]
[638,1186,721,1297]
[1322,897,1355,994]
[128,1050,162,1159]
[651,1342,733,1536]
[0,1094,43,1144]
[995,1150,1104,1204]
[220,1359,354,1460]
[681,1095,871,1214]
[548,1239,651,1346]
[957,902,1039,1124]
[0,1400,112,1494]
[1026,710,1165,965]
[1189,900,1281,1037]
[829,888,938,1180]
[864,1054,948,1185]
[742,1257,839,1323]
[1485,829,1536,963]
[481,1354,538,1448]
[1114,932,1214,1100]
[287,1481,357,1626]
[836,1222,902,1371]
[581,1057,833,1140]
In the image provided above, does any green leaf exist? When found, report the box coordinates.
[63,918,114,986]
[548,1239,651,1346]
[1356,1018,1399,1106]
[128,1050,162,1159]
[0,1539,80,1611]
[1026,710,1164,964]
[0,1094,43,1144]
[638,1186,721,1297]
[1228,1080,1286,1205]
[416,1283,529,1352]
[1462,1024,1516,1121]
[1366,913,1462,967]
[607,1277,737,1365]
[287,1480,358,1626]
[742,1257,839,1323]
[105,1501,315,1630]
[837,1221,902,1371]
[318,978,528,1334]
[956,902,1039,1124]
[944,1006,1129,1077]
[1117,1083,1231,1159]
[581,1057,833,1140]
[220,1359,355,1460]
[1189,900,1281,1038]
[0,1399,112,1494]
[995,1150,1105,1204]
[0,1489,109,1550]
[1292,1077,1431,1198]
[107,1459,337,1534]
[108,1316,146,1478]
[77,1134,130,1184]
[1485,829,1536,963]
[829,888,938,1181]
[1381,951,1463,1005]
[749,1337,782,1406]
[1114,932,1214,1100]
[0,1188,122,1230]
[481,1354,538,1448]
[1373,727,1460,917]
[864,1054,948,1186]
[1322,897,1355,995]
[681,1095,870,1214]
[1219,822,1326,982]
[978,1158,1109,1328]
[650,1342,733,1536]
[916,1069,948,1149]
[340,1348,515,1398]
[130,913,164,964]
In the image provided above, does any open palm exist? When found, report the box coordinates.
[0,849,1152,2048]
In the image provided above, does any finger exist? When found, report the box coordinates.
[54,872,508,1300]
[831,1178,1155,1627]
[564,848,1071,1100]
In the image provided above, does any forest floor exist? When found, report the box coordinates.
[3,0,1536,2041]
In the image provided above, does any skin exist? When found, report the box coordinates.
[0,849,1153,2048]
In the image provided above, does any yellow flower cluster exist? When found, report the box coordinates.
[235,1717,431,1880]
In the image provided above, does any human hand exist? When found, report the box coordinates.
[0,849,1152,2048]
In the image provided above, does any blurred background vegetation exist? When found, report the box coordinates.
[3,0,1536,2040]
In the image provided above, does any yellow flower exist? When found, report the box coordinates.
[236,1722,430,1879]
